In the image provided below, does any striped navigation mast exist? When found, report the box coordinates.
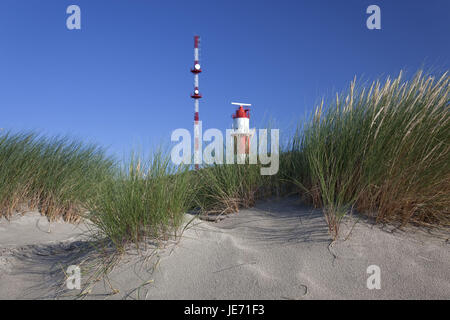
[190,35,202,170]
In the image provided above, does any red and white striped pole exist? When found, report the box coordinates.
[191,35,202,170]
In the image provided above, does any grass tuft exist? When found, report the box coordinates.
[0,131,114,221]
[87,150,194,251]
[195,162,267,215]
[288,70,450,237]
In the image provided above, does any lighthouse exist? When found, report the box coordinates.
[231,102,255,163]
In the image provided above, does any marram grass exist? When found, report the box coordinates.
[0,131,114,221]
[288,70,449,237]
[87,151,195,250]
[195,161,268,215]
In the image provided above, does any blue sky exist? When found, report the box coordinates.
[0,0,448,157]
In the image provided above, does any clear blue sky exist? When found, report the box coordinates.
[0,0,449,157]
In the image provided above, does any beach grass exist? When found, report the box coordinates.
[287,71,450,237]
[194,161,268,215]
[0,131,114,221]
[87,151,194,250]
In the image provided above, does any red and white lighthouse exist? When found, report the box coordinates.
[231,102,254,163]
[191,36,202,169]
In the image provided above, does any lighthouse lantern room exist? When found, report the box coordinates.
[231,102,254,162]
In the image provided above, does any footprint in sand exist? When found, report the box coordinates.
[282,284,308,300]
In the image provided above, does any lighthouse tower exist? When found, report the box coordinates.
[231,102,254,163]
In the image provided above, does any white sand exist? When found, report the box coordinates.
[0,199,449,299]
[0,212,91,299]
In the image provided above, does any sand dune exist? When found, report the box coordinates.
[0,198,449,299]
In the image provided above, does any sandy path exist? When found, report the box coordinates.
[0,199,449,299]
